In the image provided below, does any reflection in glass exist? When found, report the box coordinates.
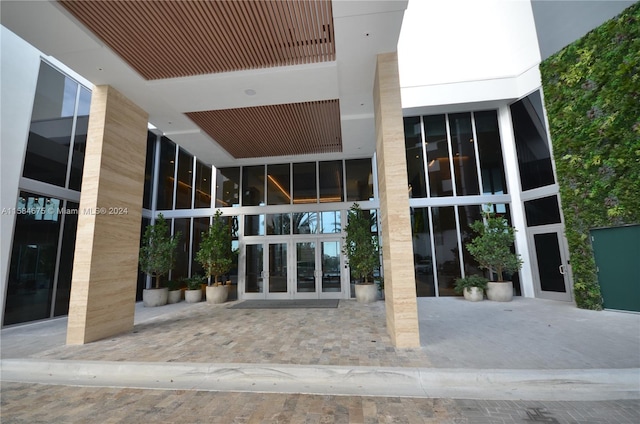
[68,87,91,190]
[269,243,287,293]
[458,205,483,277]
[53,201,79,316]
[432,206,460,296]
[411,208,434,297]
[511,90,555,190]
[449,113,480,195]
[137,218,151,300]
[175,149,193,209]
[320,211,341,233]
[266,213,290,235]
[194,160,212,208]
[293,212,318,234]
[345,159,373,201]
[319,161,343,203]
[191,217,210,277]
[23,62,77,187]
[172,218,190,281]
[215,167,240,207]
[244,215,265,236]
[404,116,427,198]
[424,115,453,197]
[524,196,561,227]
[245,244,263,293]
[242,165,265,206]
[322,241,341,292]
[267,164,291,205]
[156,137,176,210]
[4,192,63,325]
[142,132,156,210]
[475,110,507,195]
[293,162,317,204]
[296,242,316,293]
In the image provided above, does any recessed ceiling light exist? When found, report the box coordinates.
[244,89,257,96]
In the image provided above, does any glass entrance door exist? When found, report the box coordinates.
[528,225,573,301]
[293,239,344,299]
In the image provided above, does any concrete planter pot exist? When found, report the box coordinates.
[486,281,513,302]
[167,289,182,304]
[206,284,229,304]
[142,287,168,307]
[355,283,378,303]
[463,287,484,302]
[184,289,202,303]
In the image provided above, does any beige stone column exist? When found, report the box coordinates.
[373,52,420,348]
[67,85,148,345]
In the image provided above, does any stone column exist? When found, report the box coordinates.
[67,85,148,345]
[373,52,420,348]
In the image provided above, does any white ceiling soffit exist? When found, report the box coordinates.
[1,0,408,168]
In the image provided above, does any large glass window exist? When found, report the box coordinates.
[68,87,91,191]
[242,165,265,206]
[524,196,562,227]
[449,113,480,195]
[424,115,453,197]
[320,211,341,234]
[142,132,156,210]
[215,167,240,207]
[511,91,555,190]
[345,159,373,201]
[412,208,434,297]
[432,206,460,296]
[404,117,427,198]
[266,213,290,235]
[458,205,483,277]
[4,193,64,325]
[245,215,265,236]
[475,110,507,195]
[175,149,193,209]
[293,162,317,204]
[22,62,84,188]
[191,217,210,276]
[156,137,176,210]
[267,164,291,205]
[194,160,212,208]
[293,212,318,234]
[53,201,79,316]
[319,161,343,203]
[172,218,191,281]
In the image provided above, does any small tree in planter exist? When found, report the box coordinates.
[343,203,380,303]
[196,210,233,304]
[467,208,523,301]
[139,214,180,307]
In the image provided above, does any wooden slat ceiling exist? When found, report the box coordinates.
[58,0,335,80]
[186,100,342,158]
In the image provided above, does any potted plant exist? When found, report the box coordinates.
[139,214,180,307]
[454,275,488,302]
[467,208,523,301]
[343,203,380,303]
[166,280,182,304]
[184,274,204,303]
[196,210,233,304]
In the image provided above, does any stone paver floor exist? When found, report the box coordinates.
[29,301,431,367]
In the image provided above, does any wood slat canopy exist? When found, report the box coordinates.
[187,100,342,158]
[59,0,335,80]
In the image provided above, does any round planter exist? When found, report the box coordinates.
[142,287,168,307]
[355,283,378,303]
[463,286,484,302]
[184,289,202,303]
[486,281,513,302]
[206,284,229,304]
[167,289,182,304]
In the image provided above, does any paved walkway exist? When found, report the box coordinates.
[1,297,639,423]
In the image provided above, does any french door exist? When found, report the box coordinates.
[242,237,345,300]
[528,225,573,301]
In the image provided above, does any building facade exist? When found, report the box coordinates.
[1,1,633,345]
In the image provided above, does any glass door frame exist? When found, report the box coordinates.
[292,236,345,300]
[527,224,573,302]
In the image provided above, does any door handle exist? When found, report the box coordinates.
[558,264,565,275]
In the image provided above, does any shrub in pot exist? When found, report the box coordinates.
[184,275,204,303]
[467,208,523,302]
[166,280,182,304]
[139,214,180,307]
[343,203,380,303]
[196,210,233,304]
[454,275,488,302]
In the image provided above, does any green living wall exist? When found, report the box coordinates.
[540,2,640,310]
